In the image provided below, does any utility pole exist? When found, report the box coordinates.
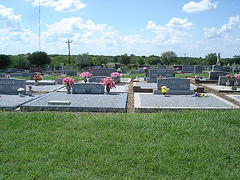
[66,39,73,64]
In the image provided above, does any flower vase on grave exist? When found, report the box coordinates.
[234,81,238,86]
[226,80,230,86]
[28,90,33,96]
[84,78,87,83]
[145,71,148,78]
[34,81,39,86]
[106,86,110,93]
[66,85,71,94]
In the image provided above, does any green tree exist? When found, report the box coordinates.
[77,53,90,68]
[137,57,145,65]
[0,54,11,69]
[205,53,217,65]
[12,55,30,69]
[120,53,131,66]
[147,56,161,65]
[161,51,177,67]
[28,51,51,67]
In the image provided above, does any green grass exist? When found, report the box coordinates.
[0,110,239,179]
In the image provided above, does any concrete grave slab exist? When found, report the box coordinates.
[28,84,64,93]
[21,92,128,112]
[226,95,240,103]
[134,93,239,112]
[0,94,41,111]
[204,84,240,92]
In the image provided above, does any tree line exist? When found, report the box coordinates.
[0,51,239,70]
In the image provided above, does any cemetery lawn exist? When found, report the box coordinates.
[0,110,239,179]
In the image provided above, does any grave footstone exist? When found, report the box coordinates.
[0,78,26,94]
[153,78,194,95]
[72,83,104,94]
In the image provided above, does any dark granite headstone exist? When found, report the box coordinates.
[72,83,104,94]
[30,67,42,74]
[92,68,115,76]
[66,70,77,76]
[194,66,203,73]
[209,71,227,80]
[120,66,127,73]
[182,65,194,73]
[153,78,194,95]
[0,78,26,94]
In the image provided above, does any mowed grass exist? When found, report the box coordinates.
[0,110,239,179]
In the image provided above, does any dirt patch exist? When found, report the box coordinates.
[126,79,135,113]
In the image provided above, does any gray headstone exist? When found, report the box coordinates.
[212,65,220,72]
[21,73,29,77]
[0,69,4,73]
[88,76,106,83]
[218,76,239,86]
[72,83,104,94]
[220,66,231,73]
[66,70,77,76]
[0,73,7,77]
[120,66,127,73]
[70,67,73,71]
[92,68,115,76]
[209,71,227,80]
[0,78,26,94]
[157,63,165,68]
[182,65,194,73]
[194,66,203,74]
[7,68,16,73]
[153,78,194,95]
[10,73,22,77]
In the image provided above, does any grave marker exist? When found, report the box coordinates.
[182,65,194,73]
[0,78,26,94]
[153,78,194,95]
[194,66,203,73]
[92,68,115,76]
[209,71,227,80]
[72,83,104,94]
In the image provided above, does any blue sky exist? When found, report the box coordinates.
[0,0,239,58]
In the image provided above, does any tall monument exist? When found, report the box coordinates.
[216,53,221,66]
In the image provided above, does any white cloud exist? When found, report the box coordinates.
[27,0,86,12]
[0,5,24,31]
[204,15,240,38]
[166,17,193,29]
[183,0,218,13]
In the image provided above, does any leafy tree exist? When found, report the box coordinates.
[77,53,90,68]
[137,57,145,65]
[12,55,30,69]
[147,56,161,65]
[161,51,177,66]
[28,51,51,67]
[120,53,131,65]
[95,56,104,67]
[0,54,11,69]
[205,53,217,65]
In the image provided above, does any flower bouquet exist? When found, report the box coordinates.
[161,86,169,96]
[5,75,10,78]
[111,72,122,83]
[194,92,209,98]
[226,74,232,81]
[28,85,33,96]
[34,74,42,86]
[101,77,116,93]
[143,66,149,77]
[18,88,25,97]
[79,72,91,83]
[63,77,75,94]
